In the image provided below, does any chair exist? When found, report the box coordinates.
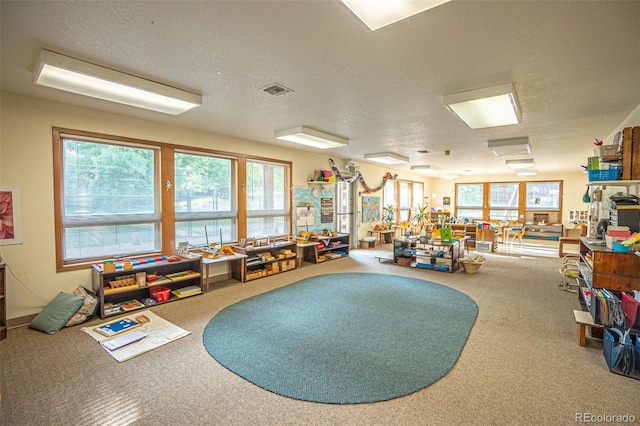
[509,225,525,246]
[559,254,581,293]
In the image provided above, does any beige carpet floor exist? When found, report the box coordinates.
[1,244,638,425]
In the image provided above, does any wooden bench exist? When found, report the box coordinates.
[573,310,604,346]
[558,237,580,257]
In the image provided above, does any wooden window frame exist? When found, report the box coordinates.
[53,127,292,271]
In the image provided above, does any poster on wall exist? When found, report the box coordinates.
[443,196,450,207]
[296,205,315,227]
[320,198,334,224]
[0,186,22,245]
[362,196,381,223]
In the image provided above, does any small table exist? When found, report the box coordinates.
[573,310,604,347]
[202,253,247,291]
[296,241,319,267]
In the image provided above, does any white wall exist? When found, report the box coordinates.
[0,92,430,319]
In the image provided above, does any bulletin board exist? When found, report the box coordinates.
[293,186,336,233]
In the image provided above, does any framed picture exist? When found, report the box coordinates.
[362,196,381,223]
[0,186,22,245]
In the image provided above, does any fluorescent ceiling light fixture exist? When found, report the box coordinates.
[506,159,535,169]
[516,168,538,176]
[32,49,201,115]
[488,137,531,157]
[364,152,409,165]
[340,0,451,31]
[274,126,349,149]
[439,173,460,179]
[444,83,521,129]
[411,165,440,174]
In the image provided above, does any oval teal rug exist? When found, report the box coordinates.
[203,272,477,404]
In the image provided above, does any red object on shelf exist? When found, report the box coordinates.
[149,286,170,302]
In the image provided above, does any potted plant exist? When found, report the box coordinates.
[411,204,431,234]
[383,205,395,229]
[382,205,395,243]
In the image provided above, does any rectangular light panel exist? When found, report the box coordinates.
[488,137,531,157]
[505,159,535,169]
[444,83,521,129]
[275,126,349,149]
[33,49,201,115]
[364,152,409,165]
[411,165,439,174]
[341,0,451,31]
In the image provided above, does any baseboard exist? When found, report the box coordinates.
[8,314,37,328]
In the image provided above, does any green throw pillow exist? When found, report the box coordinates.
[29,292,85,335]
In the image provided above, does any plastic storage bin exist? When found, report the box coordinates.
[476,241,492,253]
[149,285,170,302]
[588,169,620,181]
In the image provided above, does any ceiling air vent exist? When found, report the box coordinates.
[261,83,293,96]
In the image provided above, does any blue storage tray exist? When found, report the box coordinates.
[588,169,620,181]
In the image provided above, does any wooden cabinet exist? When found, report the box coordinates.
[477,228,498,251]
[579,238,640,292]
[621,126,640,180]
[92,257,203,319]
[449,223,477,249]
[0,263,6,340]
[231,241,297,282]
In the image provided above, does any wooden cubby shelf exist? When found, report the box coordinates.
[231,240,298,282]
[92,257,203,319]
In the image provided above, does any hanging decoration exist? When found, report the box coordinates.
[359,171,396,194]
[328,159,397,194]
[328,159,360,183]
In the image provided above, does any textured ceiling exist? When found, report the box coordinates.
[2,1,639,177]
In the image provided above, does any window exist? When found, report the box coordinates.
[174,151,237,245]
[456,184,484,220]
[336,181,350,234]
[58,134,160,262]
[383,181,395,211]
[489,183,519,221]
[412,182,423,219]
[455,181,562,223]
[391,180,424,224]
[54,128,293,270]
[526,182,560,210]
[245,160,290,237]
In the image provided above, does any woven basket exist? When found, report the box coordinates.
[460,260,484,274]
[396,256,412,266]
